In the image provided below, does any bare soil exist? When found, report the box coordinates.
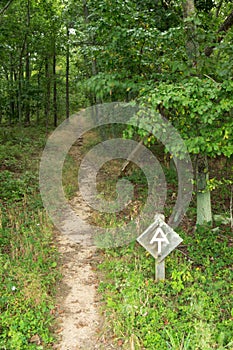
[52,134,116,350]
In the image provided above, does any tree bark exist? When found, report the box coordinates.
[53,38,58,127]
[66,25,70,120]
[183,0,212,225]
[196,155,212,225]
[25,45,30,124]
[9,55,15,124]
[36,72,41,124]
[83,0,99,105]
[44,57,51,130]
[18,53,24,124]
[182,0,199,65]
[24,0,31,125]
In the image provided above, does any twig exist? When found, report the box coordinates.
[121,135,149,173]
[0,0,14,16]
[216,0,224,18]
[177,248,191,259]
[203,74,218,83]
[230,186,233,232]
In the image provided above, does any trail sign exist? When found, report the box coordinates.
[137,214,183,280]
[150,226,169,254]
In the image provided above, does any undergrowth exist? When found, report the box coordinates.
[0,127,60,349]
[86,135,233,349]
[98,227,233,349]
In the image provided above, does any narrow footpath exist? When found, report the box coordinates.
[52,136,115,350]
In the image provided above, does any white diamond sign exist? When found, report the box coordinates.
[150,226,169,254]
[137,213,183,263]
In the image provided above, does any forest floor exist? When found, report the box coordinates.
[52,133,115,350]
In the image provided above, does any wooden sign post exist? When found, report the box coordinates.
[137,214,183,281]
[155,259,165,281]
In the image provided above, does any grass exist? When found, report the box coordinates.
[0,126,60,349]
[98,233,233,349]
[62,153,79,200]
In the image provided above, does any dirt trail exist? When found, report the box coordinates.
[53,137,114,350]
[54,235,101,350]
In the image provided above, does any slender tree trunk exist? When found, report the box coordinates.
[196,155,212,225]
[53,38,58,127]
[18,57,23,125]
[9,55,15,124]
[182,0,199,65]
[36,72,40,124]
[182,0,212,225]
[83,0,99,105]
[66,25,70,120]
[24,0,30,125]
[25,45,30,124]
[44,57,51,130]
[17,34,27,125]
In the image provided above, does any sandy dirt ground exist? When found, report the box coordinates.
[52,134,116,350]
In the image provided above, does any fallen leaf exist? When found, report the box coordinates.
[29,334,41,345]
[117,339,124,346]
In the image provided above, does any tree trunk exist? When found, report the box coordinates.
[36,72,41,124]
[16,30,27,125]
[196,155,212,225]
[53,38,58,127]
[182,0,212,226]
[182,0,199,65]
[24,0,31,125]
[66,25,70,120]
[18,56,23,125]
[44,57,51,130]
[83,0,99,105]
[25,43,30,125]
[9,54,15,124]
